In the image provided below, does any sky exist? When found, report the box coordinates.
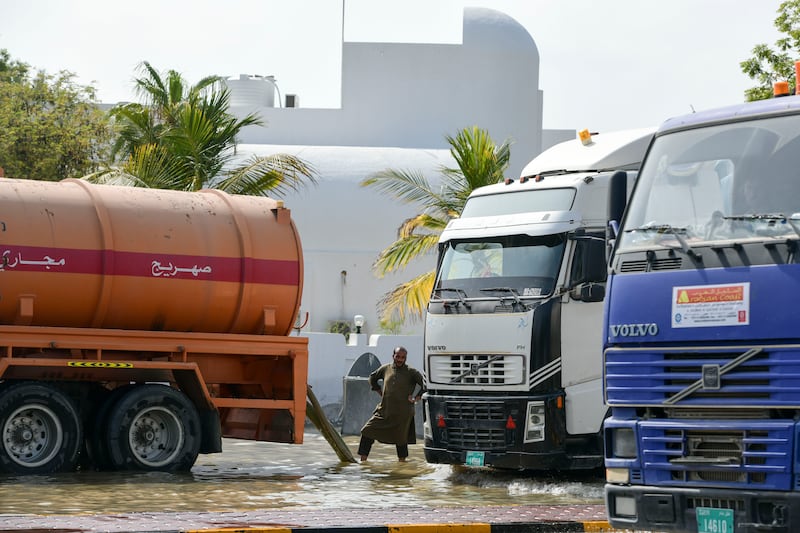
[0,0,786,133]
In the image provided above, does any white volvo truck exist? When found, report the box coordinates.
[422,128,654,470]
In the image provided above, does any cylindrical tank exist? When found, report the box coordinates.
[0,179,303,336]
[225,74,276,108]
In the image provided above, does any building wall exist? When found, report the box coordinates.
[227,9,575,403]
[237,144,450,337]
[231,7,553,180]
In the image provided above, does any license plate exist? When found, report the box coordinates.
[696,507,733,533]
[465,451,484,466]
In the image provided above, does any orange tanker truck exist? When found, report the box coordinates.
[0,178,308,474]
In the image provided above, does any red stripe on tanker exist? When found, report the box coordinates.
[0,245,299,284]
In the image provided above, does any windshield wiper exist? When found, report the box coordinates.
[724,213,786,221]
[479,287,530,310]
[433,287,470,309]
[449,354,504,384]
[723,213,800,238]
[628,224,700,259]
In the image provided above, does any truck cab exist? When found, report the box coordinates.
[423,128,653,470]
[603,85,800,532]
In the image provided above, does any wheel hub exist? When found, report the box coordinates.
[3,405,63,467]
[128,406,184,468]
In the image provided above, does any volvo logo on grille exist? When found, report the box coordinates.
[610,323,659,337]
[702,364,721,389]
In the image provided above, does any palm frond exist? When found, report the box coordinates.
[160,88,266,190]
[193,74,224,95]
[397,213,448,239]
[377,270,436,324]
[166,70,185,108]
[444,126,511,187]
[86,62,317,199]
[372,231,441,276]
[364,126,511,324]
[360,168,445,210]
[134,61,169,109]
[215,154,317,196]
[118,143,194,190]
[108,103,161,161]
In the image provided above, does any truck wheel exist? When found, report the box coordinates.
[105,384,201,471]
[0,382,82,474]
[85,384,136,471]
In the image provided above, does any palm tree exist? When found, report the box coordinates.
[361,126,511,325]
[87,61,316,196]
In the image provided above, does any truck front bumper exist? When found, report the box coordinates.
[424,444,570,470]
[606,483,800,533]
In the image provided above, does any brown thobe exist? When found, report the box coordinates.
[360,363,425,445]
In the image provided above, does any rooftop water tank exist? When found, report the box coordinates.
[225,74,276,108]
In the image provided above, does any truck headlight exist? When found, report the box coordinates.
[524,401,545,443]
[611,427,636,458]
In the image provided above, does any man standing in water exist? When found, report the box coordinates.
[358,346,425,462]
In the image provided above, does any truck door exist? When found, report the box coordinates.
[560,232,607,435]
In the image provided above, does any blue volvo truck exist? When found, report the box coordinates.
[603,82,800,531]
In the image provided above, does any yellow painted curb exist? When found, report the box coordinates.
[581,520,622,532]
[184,526,292,533]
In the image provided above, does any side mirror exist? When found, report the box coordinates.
[578,284,605,303]
[576,237,607,285]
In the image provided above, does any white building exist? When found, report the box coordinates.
[228,7,571,333]
[223,7,574,415]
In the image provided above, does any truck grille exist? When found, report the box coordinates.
[639,422,793,490]
[446,400,506,420]
[447,428,507,449]
[605,346,800,407]
[428,354,524,385]
[443,400,508,450]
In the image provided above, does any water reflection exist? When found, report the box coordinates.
[0,432,604,515]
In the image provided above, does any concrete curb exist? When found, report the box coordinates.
[0,505,619,533]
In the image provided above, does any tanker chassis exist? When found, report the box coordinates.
[0,178,308,474]
[422,129,652,470]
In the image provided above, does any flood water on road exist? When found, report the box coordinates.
[0,431,605,516]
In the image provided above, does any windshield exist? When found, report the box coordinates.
[433,234,566,299]
[460,188,576,217]
[618,114,800,252]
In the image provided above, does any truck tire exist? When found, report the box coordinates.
[85,384,136,471]
[105,384,201,471]
[0,382,83,474]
